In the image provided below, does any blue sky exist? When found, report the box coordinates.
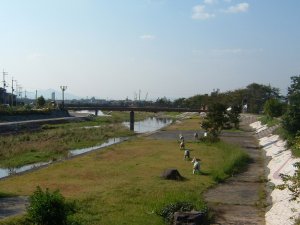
[0,0,299,100]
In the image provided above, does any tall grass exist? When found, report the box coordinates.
[259,115,280,127]
[0,116,137,168]
[192,141,250,183]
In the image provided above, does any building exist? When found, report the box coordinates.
[52,92,55,101]
[0,88,17,106]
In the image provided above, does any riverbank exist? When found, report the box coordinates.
[0,111,166,168]
[0,113,248,225]
[250,121,300,225]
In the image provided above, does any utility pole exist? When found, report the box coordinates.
[2,70,8,89]
[138,89,141,102]
[18,85,22,101]
[11,77,16,106]
[2,70,8,104]
[35,90,38,107]
[15,81,18,106]
[60,86,67,109]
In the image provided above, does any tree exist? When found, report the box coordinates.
[245,83,280,113]
[201,103,228,138]
[37,96,46,108]
[263,98,284,118]
[155,97,172,107]
[227,105,241,129]
[282,75,300,136]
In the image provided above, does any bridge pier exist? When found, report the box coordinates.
[95,110,98,116]
[130,111,134,131]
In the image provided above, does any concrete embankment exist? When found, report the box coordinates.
[250,120,300,225]
[0,110,89,134]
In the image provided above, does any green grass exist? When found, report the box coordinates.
[0,113,250,225]
[0,112,160,168]
[0,112,153,168]
[195,141,250,182]
[259,115,281,127]
[0,192,16,198]
[0,136,249,225]
[0,123,133,168]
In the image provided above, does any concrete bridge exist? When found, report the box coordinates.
[64,104,207,131]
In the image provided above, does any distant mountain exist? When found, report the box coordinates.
[25,89,81,100]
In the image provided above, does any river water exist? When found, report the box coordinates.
[123,117,172,133]
[0,116,172,179]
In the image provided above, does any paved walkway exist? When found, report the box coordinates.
[204,115,266,225]
[0,197,28,219]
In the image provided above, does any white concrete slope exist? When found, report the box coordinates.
[250,121,300,225]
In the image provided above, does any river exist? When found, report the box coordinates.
[0,116,172,179]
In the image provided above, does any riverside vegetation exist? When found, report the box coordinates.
[0,113,249,225]
[0,111,155,168]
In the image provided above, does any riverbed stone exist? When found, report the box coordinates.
[173,211,205,225]
[161,168,184,181]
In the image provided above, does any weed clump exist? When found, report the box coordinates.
[27,186,79,225]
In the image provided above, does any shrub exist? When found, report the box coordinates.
[263,98,284,118]
[277,162,300,201]
[27,186,78,225]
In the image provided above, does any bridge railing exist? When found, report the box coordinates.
[64,104,207,113]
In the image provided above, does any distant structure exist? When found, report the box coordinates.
[0,87,16,105]
[0,87,6,104]
[52,92,55,101]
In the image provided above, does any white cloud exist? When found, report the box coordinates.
[223,0,232,3]
[140,34,156,40]
[211,48,243,55]
[192,5,215,20]
[193,48,263,57]
[210,48,263,56]
[224,2,249,13]
[203,0,218,5]
[26,53,44,62]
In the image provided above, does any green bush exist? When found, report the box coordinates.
[27,186,78,225]
[277,162,300,202]
[263,98,284,118]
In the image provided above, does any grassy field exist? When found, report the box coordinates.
[164,114,202,131]
[0,112,158,168]
[0,113,249,225]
